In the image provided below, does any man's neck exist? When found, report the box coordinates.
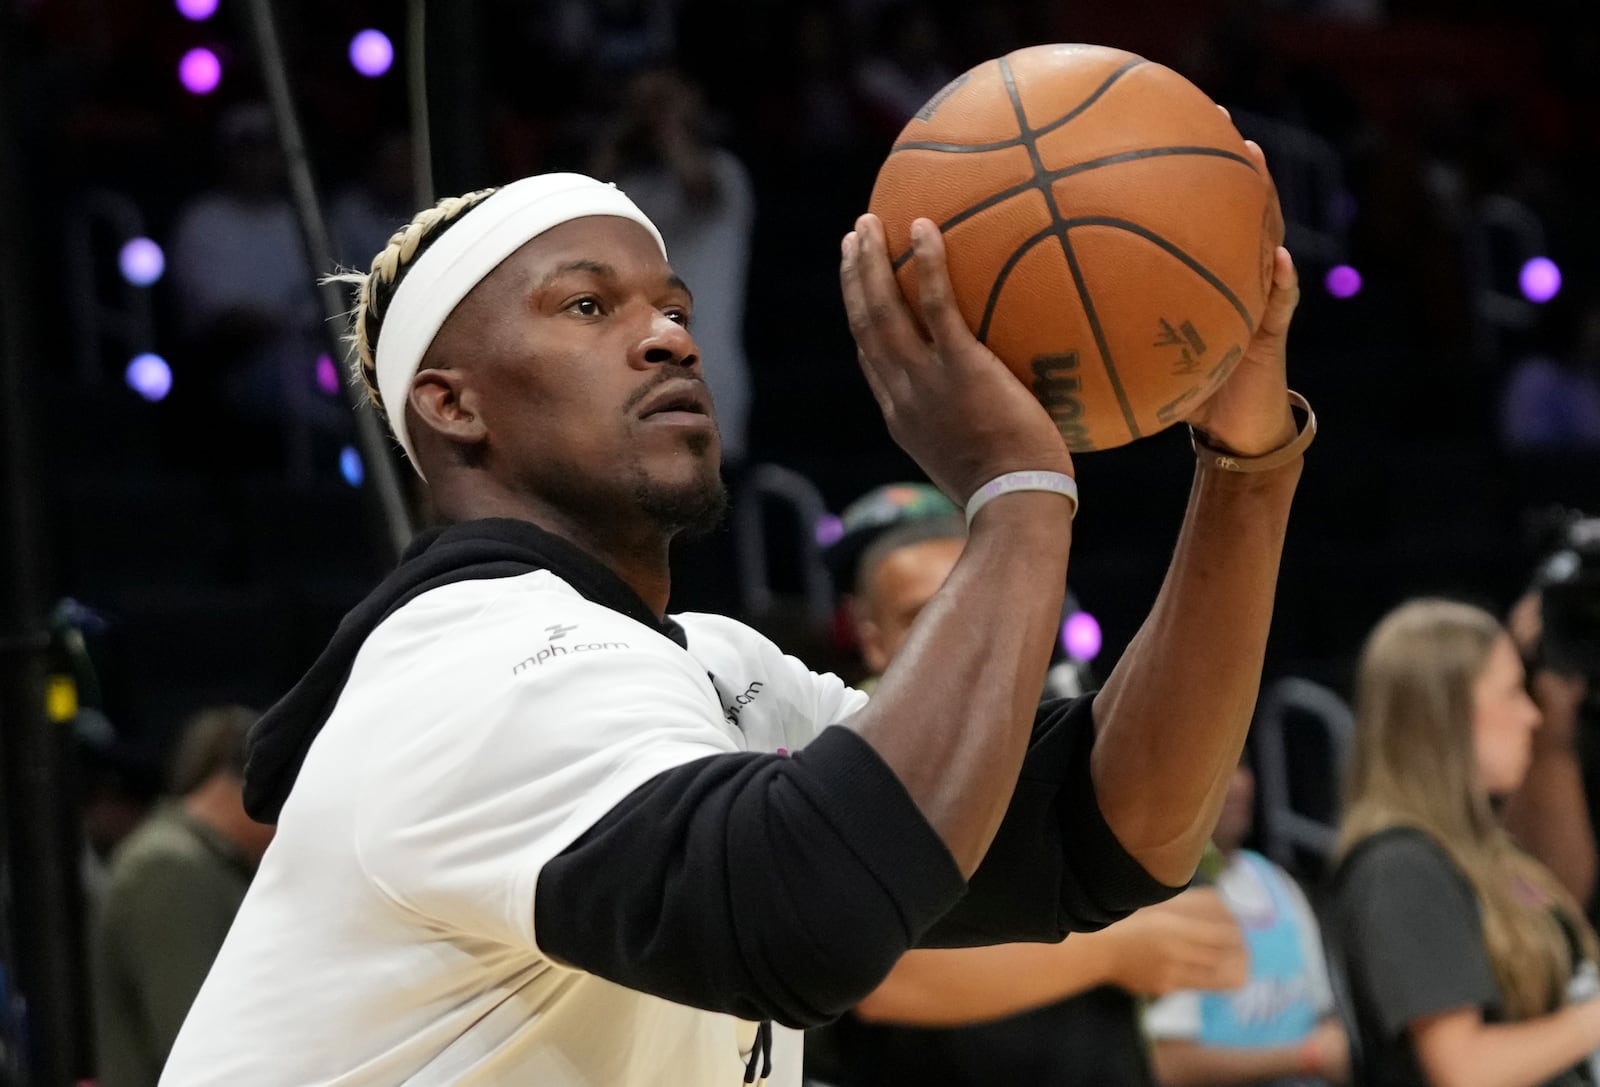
[433,489,675,617]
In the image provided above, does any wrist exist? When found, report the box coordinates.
[1190,390,1315,473]
[965,469,1078,526]
[1066,927,1119,988]
[1296,1034,1322,1078]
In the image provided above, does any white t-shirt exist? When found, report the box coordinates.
[160,570,867,1086]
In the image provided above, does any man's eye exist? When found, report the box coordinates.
[570,298,602,316]
[666,308,690,327]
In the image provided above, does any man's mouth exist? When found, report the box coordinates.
[637,380,714,424]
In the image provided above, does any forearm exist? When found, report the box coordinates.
[855,937,1113,1026]
[851,494,1072,874]
[1150,1039,1312,1087]
[1503,736,1596,908]
[1414,1001,1600,1087]
[1093,458,1300,884]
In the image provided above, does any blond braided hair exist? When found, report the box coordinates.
[327,187,498,424]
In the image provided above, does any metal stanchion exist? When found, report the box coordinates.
[240,0,417,565]
[0,8,87,1082]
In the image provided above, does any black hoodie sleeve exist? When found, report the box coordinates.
[535,725,966,1030]
[536,692,1177,1028]
[918,692,1181,947]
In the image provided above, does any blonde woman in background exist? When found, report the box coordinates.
[1323,598,1600,1087]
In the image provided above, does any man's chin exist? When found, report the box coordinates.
[635,469,729,540]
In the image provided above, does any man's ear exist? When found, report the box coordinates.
[849,595,891,677]
[409,368,487,446]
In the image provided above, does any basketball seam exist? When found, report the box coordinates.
[1063,216,1258,332]
[978,216,1257,365]
[1001,54,1141,442]
[889,147,1255,266]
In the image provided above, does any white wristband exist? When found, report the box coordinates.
[965,470,1079,526]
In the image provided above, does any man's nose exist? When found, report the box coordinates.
[636,312,700,369]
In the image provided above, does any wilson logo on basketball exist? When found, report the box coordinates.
[1030,353,1090,449]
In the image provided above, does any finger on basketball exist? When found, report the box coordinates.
[1246,140,1287,247]
[849,214,927,367]
[1257,247,1299,340]
[908,218,970,348]
[840,225,902,398]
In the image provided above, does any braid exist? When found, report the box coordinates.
[325,187,498,422]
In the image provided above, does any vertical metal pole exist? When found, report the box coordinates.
[0,6,86,1082]
[239,0,416,565]
[407,0,435,210]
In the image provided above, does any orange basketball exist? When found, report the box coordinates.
[867,43,1282,452]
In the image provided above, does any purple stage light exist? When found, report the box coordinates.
[814,514,844,548]
[1061,611,1102,662]
[1324,264,1362,299]
[349,30,394,77]
[125,354,173,403]
[315,353,340,396]
[179,47,222,95]
[1520,257,1562,303]
[118,237,165,286]
[175,0,219,20]
[340,446,365,487]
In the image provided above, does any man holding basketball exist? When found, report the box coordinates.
[160,160,1307,1086]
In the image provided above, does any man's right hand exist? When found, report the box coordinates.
[1099,887,1248,997]
[839,213,1074,508]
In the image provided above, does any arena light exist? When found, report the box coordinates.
[339,446,365,487]
[1324,264,1362,299]
[118,237,165,287]
[1520,257,1562,303]
[1061,611,1102,662]
[349,30,394,78]
[179,47,222,95]
[315,353,340,396]
[814,514,844,548]
[175,0,219,20]
[125,354,173,402]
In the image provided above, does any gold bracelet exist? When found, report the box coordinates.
[1189,390,1316,473]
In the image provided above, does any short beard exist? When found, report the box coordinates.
[632,460,729,540]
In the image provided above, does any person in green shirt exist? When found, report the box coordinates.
[91,704,275,1087]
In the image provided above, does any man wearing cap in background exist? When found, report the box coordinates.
[159,167,1309,1086]
[807,482,1250,1087]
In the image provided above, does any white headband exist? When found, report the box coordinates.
[373,172,667,475]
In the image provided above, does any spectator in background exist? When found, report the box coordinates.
[73,707,162,920]
[588,65,756,472]
[852,1,957,144]
[809,482,1249,1087]
[1499,287,1600,455]
[329,127,417,275]
[167,102,344,481]
[1324,599,1600,1087]
[1503,576,1599,919]
[91,704,273,1087]
[1144,755,1349,1087]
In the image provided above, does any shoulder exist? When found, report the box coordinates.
[1337,827,1464,887]
[103,812,217,897]
[379,570,684,668]
[1329,827,1477,928]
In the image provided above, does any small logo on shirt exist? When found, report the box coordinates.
[545,623,577,640]
[512,637,630,674]
[723,680,765,725]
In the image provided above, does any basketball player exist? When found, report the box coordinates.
[160,168,1309,1086]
